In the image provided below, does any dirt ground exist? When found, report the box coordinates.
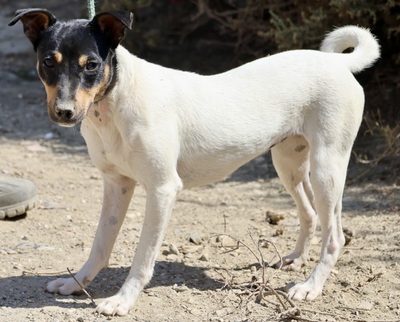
[0,2,399,322]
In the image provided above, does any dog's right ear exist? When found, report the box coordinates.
[8,8,57,50]
[89,11,133,49]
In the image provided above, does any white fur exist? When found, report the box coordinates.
[45,26,380,315]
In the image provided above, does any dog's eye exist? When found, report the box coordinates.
[85,61,99,71]
[43,57,55,68]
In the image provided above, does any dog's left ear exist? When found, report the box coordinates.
[90,11,133,49]
[8,8,57,50]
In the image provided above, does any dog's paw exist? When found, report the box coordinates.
[287,281,322,301]
[96,294,132,316]
[45,277,83,295]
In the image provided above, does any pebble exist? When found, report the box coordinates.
[343,227,354,246]
[266,210,285,225]
[189,232,202,245]
[166,254,178,261]
[198,252,209,261]
[216,235,238,248]
[172,284,189,292]
[168,243,179,255]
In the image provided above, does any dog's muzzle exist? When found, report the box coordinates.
[49,101,85,127]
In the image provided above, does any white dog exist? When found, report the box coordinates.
[10,9,379,316]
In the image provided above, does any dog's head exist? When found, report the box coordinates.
[9,8,133,127]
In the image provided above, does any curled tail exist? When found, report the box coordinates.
[320,26,380,73]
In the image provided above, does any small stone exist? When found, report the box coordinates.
[172,284,189,292]
[217,235,238,248]
[168,243,179,255]
[199,252,209,261]
[189,232,202,245]
[266,210,285,225]
[166,254,178,261]
[343,228,354,246]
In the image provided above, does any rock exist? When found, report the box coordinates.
[189,232,202,245]
[343,227,354,246]
[172,284,189,292]
[168,243,179,255]
[199,252,209,261]
[266,210,285,225]
[166,254,178,261]
[216,235,238,248]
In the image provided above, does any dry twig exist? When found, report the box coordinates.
[67,268,96,307]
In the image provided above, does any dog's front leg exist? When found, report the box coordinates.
[96,179,182,316]
[46,175,135,295]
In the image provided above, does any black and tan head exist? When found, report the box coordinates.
[9,8,133,127]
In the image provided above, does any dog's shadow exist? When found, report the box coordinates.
[0,261,223,310]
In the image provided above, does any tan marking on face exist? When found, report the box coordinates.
[43,83,57,109]
[41,82,59,121]
[75,87,94,114]
[36,62,56,112]
[53,51,63,63]
[78,55,89,68]
[75,63,111,115]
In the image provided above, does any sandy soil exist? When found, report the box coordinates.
[0,2,399,322]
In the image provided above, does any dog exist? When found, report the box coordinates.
[9,8,380,316]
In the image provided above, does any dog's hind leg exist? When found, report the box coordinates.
[271,136,317,271]
[287,139,350,301]
[45,175,136,295]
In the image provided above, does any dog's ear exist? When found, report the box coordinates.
[89,11,133,49]
[8,8,57,50]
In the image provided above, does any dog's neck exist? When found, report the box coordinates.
[83,46,136,129]
[106,46,136,102]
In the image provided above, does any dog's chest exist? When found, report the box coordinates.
[81,103,136,178]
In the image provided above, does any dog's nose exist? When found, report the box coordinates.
[54,101,75,122]
[55,107,74,120]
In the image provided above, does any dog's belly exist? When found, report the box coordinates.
[177,143,271,188]
[178,159,250,188]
